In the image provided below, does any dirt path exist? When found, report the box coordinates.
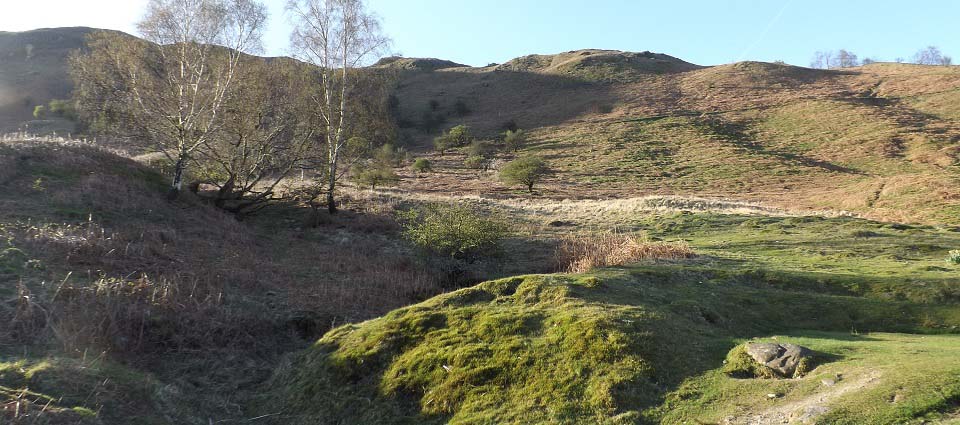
[729,370,883,425]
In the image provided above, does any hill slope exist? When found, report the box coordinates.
[391,60,960,224]
[0,27,99,132]
[2,27,959,221]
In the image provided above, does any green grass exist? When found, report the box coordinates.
[657,332,960,424]
[267,264,960,424]
[0,355,169,424]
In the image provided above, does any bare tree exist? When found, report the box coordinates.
[810,50,835,69]
[836,49,859,68]
[913,45,951,66]
[71,0,267,198]
[194,58,314,214]
[288,0,390,213]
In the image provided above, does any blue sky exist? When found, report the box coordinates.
[3,0,957,67]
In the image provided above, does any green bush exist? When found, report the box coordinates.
[467,140,495,159]
[433,125,472,155]
[464,155,487,170]
[503,129,527,152]
[353,163,399,190]
[32,105,46,119]
[412,158,432,175]
[499,156,548,193]
[398,203,510,261]
[948,250,960,264]
[375,143,407,167]
[48,99,78,120]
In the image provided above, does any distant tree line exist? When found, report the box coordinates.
[810,45,953,69]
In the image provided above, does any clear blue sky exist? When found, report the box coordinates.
[3,0,957,67]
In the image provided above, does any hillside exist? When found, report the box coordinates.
[0,27,98,133]
[389,59,960,225]
[3,26,960,424]
[2,28,959,223]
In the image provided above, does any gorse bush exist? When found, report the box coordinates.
[398,203,511,261]
[555,231,695,273]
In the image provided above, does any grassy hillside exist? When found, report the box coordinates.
[390,59,960,225]
[3,28,958,222]
[0,138,474,423]
[0,27,96,133]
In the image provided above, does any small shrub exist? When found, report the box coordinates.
[464,155,487,170]
[499,156,548,193]
[375,143,406,167]
[412,159,432,175]
[948,250,960,264]
[503,129,527,152]
[433,125,472,155]
[398,203,511,261]
[466,140,495,159]
[32,105,46,119]
[353,163,399,190]
[555,232,695,273]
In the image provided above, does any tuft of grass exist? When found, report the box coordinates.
[721,344,780,379]
[555,231,695,273]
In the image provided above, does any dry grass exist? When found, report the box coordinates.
[555,231,695,273]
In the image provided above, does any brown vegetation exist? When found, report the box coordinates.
[555,231,695,273]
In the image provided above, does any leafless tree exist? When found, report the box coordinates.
[287,0,390,213]
[913,46,951,66]
[194,59,314,215]
[810,50,835,69]
[836,49,859,68]
[71,0,267,198]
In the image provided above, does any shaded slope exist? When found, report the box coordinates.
[0,27,97,131]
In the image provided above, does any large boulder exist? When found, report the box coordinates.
[723,342,815,379]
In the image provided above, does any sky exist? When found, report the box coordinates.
[1,0,957,67]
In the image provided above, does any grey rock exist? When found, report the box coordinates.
[745,342,813,378]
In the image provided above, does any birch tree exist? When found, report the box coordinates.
[288,0,390,213]
[71,0,267,198]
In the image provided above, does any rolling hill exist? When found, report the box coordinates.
[3,26,960,425]
[2,27,959,223]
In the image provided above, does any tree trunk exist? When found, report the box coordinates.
[168,153,188,200]
[327,163,337,214]
[528,182,534,193]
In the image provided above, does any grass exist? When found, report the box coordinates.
[657,332,960,424]
[555,231,694,273]
[267,269,960,424]
[0,354,167,424]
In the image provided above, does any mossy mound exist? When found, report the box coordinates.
[268,269,960,424]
